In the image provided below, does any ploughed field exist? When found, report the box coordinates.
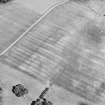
[1,1,105,105]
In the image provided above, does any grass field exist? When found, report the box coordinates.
[15,0,65,14]
[0,1,40,54]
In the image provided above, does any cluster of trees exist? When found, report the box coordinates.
[0,0,11,3]
[12,84,53,105]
